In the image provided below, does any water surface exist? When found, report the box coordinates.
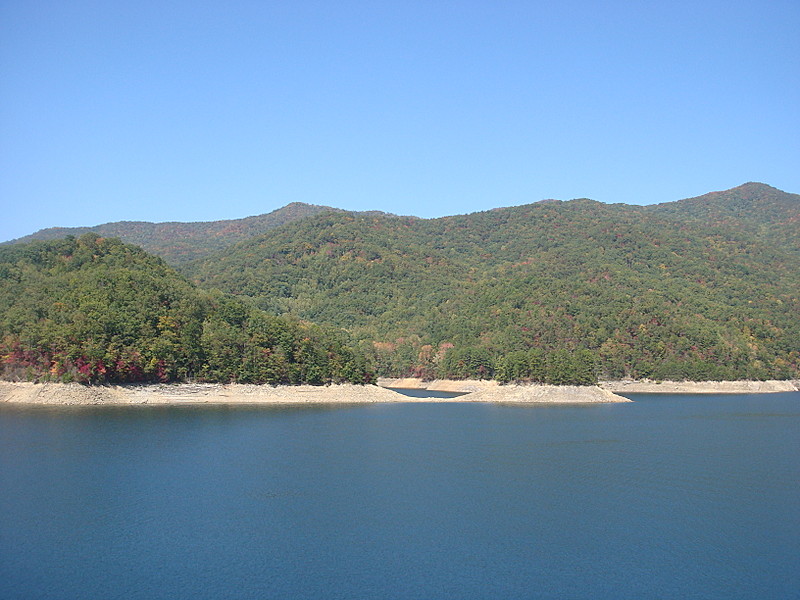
[1,392,798,599]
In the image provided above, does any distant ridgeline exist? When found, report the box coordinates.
[3,202,397,266]
[0,235,372,384]
[2,182,799,384]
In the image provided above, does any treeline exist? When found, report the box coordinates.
[0,235,372,385]
[363,338,782,384]
[430,346,599,385]
[5,202,397,266]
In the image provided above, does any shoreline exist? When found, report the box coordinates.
[1,378,797,407]
[1,381,629,406]
[380,377,800,395]
[600,379,799,394]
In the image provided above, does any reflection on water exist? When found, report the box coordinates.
[1,392,798,599]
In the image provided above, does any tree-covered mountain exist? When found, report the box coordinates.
[185,183,800,382]
[3,183,797,385]
[648,182,799,254]
[3,202,389,266]
[0,235,372,384]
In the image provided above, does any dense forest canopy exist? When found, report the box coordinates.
[2,183,798,385]
[186,183,800,382]
[0,235,372,384]
[647,182,800,254]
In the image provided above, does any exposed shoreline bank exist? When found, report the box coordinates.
[1,378,797,407]
[380,377,800,395]
[600,379,799,394]
[1,381,629,405]
[377,378,499,393]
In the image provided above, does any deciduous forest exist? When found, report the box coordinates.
[0,235,372,384]
[2,183,798,384]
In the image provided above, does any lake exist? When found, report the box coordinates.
[1,392,798,599]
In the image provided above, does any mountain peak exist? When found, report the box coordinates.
[727,181,781,196]
[649,182,799,248]
[657,182,793,208]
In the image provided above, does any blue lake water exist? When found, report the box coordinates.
[1,392,799,599]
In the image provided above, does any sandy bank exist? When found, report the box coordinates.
[466,384,631,403]
[1,381,629,405]
[3,378,795,406]
[377,378,627,403]
[0,382,407,405]
[378,377,800,396]
[601,379,799,394]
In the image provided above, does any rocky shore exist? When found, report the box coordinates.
[3,378,796,406]
[601,379,799,394]
[379,377,800,396]
[462,384,631,403]
[0,382,402,405]
[1,381,629,405]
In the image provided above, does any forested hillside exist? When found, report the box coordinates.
[187,183,800,382]
[3,183,798,385]
[0,235,372,384]
[3,203,347,265]
[649,183,799,254]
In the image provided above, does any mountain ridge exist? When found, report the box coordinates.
[2,182,798,382]
[6,183,797,264]
[2,202,392,265]
[182,184,800,381]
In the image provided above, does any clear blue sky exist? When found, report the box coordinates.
[1,0,798,242]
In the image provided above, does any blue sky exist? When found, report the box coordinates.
[1,0,798,242]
